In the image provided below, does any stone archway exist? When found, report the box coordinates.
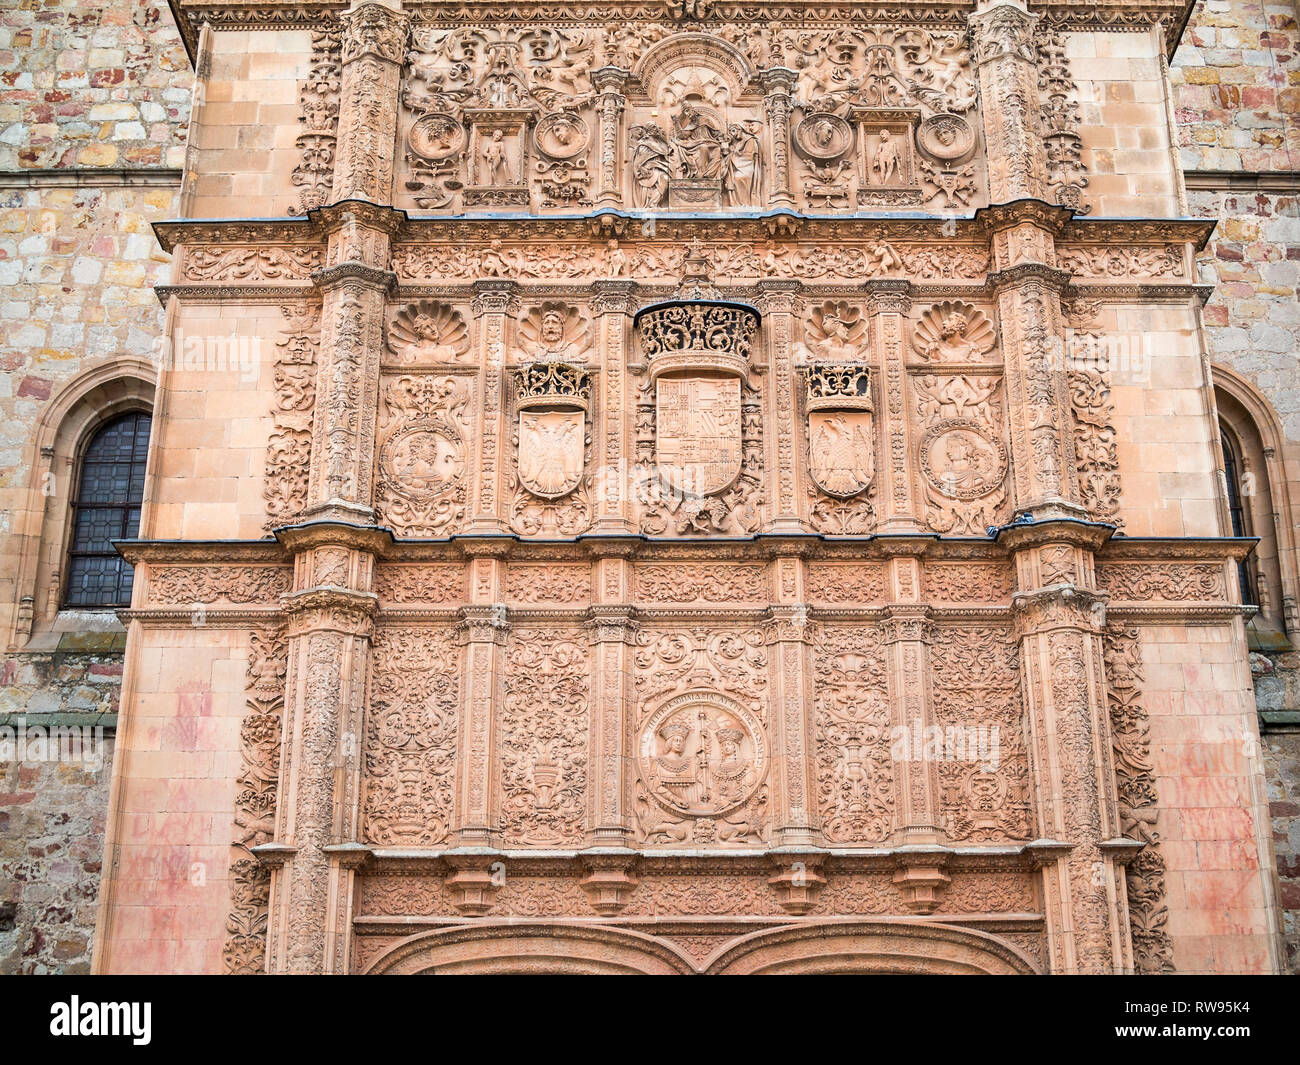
[362,922,698,975]
[362,919,1038,974]
[702,920,1040,975]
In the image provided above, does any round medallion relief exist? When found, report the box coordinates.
[534,112,590,160]
[638,690,767,818]
[409,113,466,162]
[380,422,463,501]
[917,113,974,162]
[794,113,853,161]
[919,419,1008,501]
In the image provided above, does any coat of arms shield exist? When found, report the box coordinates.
[808,410,874,497]
[518,410,584,498]
[655,376,742,496]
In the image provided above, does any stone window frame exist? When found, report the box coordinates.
[1211,363,1298,648]
[9,358,157,651]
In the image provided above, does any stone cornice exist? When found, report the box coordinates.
[165,1,1197,66]
[151,213,1218,252]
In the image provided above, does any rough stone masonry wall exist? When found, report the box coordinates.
[1172,0,1300,972]
[0,0,188,974]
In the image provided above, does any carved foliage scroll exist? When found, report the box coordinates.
[290,28,342,216]
[224,627,287,975]
[264,303,320,532]
[501,631,590,846]
[362,626,460,846]
[814,625,893,844]
[1104,627,1175,974]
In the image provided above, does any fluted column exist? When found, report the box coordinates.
[1005,521,1130,974]
[466,282,519,534]
[591,281,636,534]
[757,280,810,533]
[766,578,817,848]
[866,281,922,533]
[969,0,1047,204]
[761,69,798,209]
[592,68,628,208]
[331,1,409,205]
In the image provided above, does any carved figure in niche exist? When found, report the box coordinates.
[387,301,470,363]
[483,129,510,184]
[871,129,902,185]
[605,239,628,277]
[630,124,672,208]
[393,427,459,491]
[796,301,869,363]
[516,303,591,363]
[723,121,763,206]
[914,302,997,362]
[671,103,723,179]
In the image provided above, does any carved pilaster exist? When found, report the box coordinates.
[761,69,798,209]
[467,282,520,534]
[1004,520,1128,974]
[591,281,636,534]
[263,522,385,975]
[878,598,942,862]
[587,589,635,845]
[989,257,1086,519]
[331,1,409,205]
[969,1,1047,203]
[593,68,628,208]
[757,280,808,533]
[457,584,509,844]
[765,602,817,846]
[866,282,921,532]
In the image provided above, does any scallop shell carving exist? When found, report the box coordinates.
[387,301,471,364]
[913,301,997,363]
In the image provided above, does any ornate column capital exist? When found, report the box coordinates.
[592,66,630,94]
[458,603,510,642]
[863,280,912,316]
[764,604,811,644]
[282,586,378,637]
[1011,586,1108,637]
[878,606,934,645]
[339,2,410,66]
[586,605,636,643]
[760,67,799,96]
[471,280,521,316]
[754,278,803,314]
[590,280,637,315]
[969,2,1040,68]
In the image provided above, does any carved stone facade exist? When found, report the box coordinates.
[75,0,1287,975]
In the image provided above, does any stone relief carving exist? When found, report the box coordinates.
[374,564,464,604]
[633,628,769,844]
[814,625,893,844]
[362,626,460,846]
[1064,298,1123,527]
[1036,26,1089,214]
[385,300,471,364]
[150,566,292,606]
[1104,627,1175,974]
[804,363,877,535]
[223,627,286,975]
[636,564,766,603]
[515,303,592,364]
[375,374,472,536]
[1098,564,1224,602]
[913,301,997,363]
[264,302,320,533]
[929,628,1032,842]
[290,27,342,215]
[182,246,322,283]
[914,374,1009,535]
[510,362,594,536]
[501,631,590,846]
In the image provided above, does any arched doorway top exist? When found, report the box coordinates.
[362,920,698,975]
[702,919,1040,975]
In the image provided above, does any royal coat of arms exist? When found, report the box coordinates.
[654,376,742,496]
[518,409,584,498]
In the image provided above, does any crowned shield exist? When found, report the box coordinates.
[655,376,742,496]
[808,410,874,498]
[518,410,584,498]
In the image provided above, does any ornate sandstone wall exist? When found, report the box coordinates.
[82,0,1283,976]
